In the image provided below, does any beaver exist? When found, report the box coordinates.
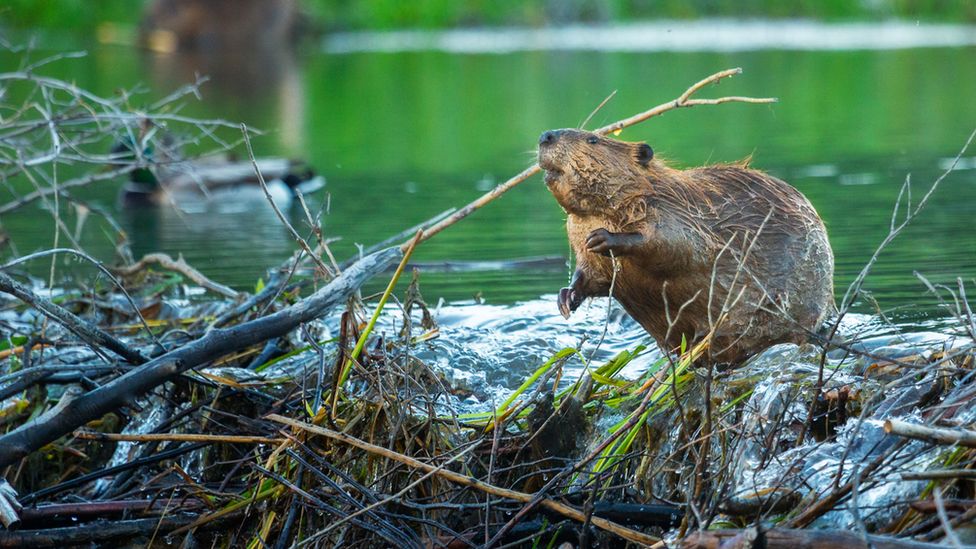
[538,129,835,364]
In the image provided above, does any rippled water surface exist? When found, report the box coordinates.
[3,27,973,539]
[2,22,975,325]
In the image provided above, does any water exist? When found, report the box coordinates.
[3,26,973,540]
[2,23,975,324]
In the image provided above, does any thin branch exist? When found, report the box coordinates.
[0,271,146,364]
[579,89,617,130]
[114,253,240,300]
[240,123,334,279]
[405,67,776,249]
[884,419,976,448]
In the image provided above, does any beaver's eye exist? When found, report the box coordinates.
[586,136,599,145]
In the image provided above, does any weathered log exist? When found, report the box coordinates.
[0,247,400,469]
[682,527,948,549]
[903,469,976,480]
[885,419,976,448]
[0,271,147,364]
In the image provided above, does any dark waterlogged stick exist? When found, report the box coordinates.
[402,67,776,250]
[0,517,197,548]
[74,431,286,445]
[885,419,976,448]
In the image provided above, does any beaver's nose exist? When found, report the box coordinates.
[539,130,560,146]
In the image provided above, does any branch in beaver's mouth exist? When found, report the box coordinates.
[543,168,562,186]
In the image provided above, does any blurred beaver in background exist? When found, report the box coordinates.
[140,0,302,52]
[538,129,835,364]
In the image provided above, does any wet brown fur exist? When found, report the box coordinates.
[539,129,836,364]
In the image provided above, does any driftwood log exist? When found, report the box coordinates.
[0,247,401,469]
[885,419,976,448]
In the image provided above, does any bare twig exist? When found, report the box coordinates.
[884,419,976,448]
[933,486,963,548]
[241,123,334,279]
[114,253,240,299]
[901,469,976,481]
[579,89,617,130]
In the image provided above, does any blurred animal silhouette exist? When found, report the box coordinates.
[111,134,324,209]
[140,0,301,53]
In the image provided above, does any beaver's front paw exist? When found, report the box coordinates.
[585,228,614,256]
[586,228,643,256]
[557,286,583,319]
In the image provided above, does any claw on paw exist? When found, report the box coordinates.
[557,287,575,319]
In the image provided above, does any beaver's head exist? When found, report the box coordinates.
[538,129,654,216]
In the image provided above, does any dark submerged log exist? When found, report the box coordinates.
[0,517,196,547]
[18,499,205,526]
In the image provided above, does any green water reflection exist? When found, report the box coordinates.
[2,43,974,320]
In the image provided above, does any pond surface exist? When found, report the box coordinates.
[2,22,976,324]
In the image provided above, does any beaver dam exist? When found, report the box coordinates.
[1,60,975,548]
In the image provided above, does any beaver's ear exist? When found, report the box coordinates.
[636,143,654,166]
